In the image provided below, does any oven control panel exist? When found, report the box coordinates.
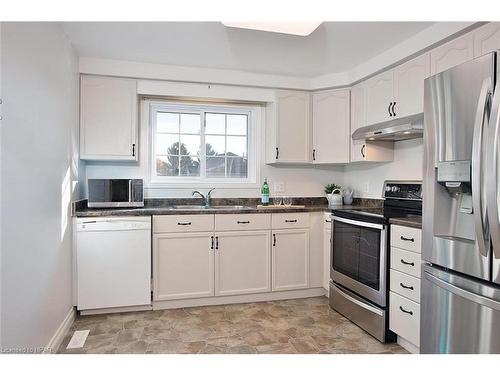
[383,181,422,201]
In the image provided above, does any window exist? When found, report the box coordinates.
[149,102,258,186]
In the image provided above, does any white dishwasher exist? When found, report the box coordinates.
[76,216,151,312]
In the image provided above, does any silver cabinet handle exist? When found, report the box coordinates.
[473,78,492,258]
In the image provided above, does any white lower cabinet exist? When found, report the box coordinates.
[272,229,310,291]
[153,213,315,306]
[153,232,214,301]
[215,230,271,296]
[389,225,422,353]
[389,292,421,347]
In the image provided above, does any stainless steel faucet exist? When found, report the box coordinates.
[192,188,216,208]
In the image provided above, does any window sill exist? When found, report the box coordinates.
[146,180,260,190]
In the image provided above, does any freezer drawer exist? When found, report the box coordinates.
[421,264,500,353]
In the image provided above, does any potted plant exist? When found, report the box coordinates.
[325,183,343,208]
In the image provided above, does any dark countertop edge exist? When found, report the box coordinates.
[74,205,331,217]
[389,217,422,229]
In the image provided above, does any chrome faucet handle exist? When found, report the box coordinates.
[206,188,216,208]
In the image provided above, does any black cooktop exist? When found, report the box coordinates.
[331,181,423,225]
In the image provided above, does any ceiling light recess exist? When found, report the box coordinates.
[221,22,322,36]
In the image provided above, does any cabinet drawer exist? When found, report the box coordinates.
[153,215,214,233]
[390,269,421,303]
[215,213,271,231]
[272,212,310,229]
[391,225,421,253]
[389,292,420,347]
[390,247,422,278]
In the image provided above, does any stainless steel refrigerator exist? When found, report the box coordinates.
[422,51,500,353]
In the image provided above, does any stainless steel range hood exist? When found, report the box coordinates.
[352,113,424,141]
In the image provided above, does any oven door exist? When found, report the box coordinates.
[331,215,387,307]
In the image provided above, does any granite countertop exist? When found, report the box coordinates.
[74,205,330,217]
[389,216,422,229]
[73,197,384,218]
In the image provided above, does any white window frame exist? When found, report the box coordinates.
[146,100,261,189]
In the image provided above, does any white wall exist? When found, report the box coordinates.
[342,139,423,199]
[1,23,80,351]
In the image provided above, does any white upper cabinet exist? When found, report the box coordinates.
[364,70,394,126]
[267,90,311,164]
[393,53,430,118]
[361,53,430,128]
[430,33,474,76]
[350,83,367,163]
[350,81,394,163]
[312,89,350,164]
[473,22,500,57]
[80,75,138,161]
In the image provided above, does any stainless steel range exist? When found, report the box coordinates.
[329,180,422,343]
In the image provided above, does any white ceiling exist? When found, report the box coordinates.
[61,22,436,77]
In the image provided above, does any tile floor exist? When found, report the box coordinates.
[58,297,407,354]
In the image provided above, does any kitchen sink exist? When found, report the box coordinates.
[169,205,252,210]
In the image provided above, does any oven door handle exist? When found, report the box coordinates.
[333,284,383,316]
[333,215,384,230]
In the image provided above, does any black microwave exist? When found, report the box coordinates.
[88,179,144,208]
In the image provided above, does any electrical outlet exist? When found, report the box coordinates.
[274,182,285,193]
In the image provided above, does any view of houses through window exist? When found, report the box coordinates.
[153,105,249,180]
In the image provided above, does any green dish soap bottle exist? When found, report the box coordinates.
[261,178,270,206]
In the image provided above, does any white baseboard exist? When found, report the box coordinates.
[153,287,327,310]
[397,336,420,354]
[44,307,75,354]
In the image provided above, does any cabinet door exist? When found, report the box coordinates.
[153,232,214,301]
[393,53,430,118]
[80,75,138,161]
[364,70,394,126]
[275,90,311,163]
[312,89,350,164]
[323,227,332,290]
[430,34,474,75]
[473,22,500,57]
[215,231,271,296]
[272,229,309,291]
[350,83,366,162]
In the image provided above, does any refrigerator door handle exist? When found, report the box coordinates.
[487,82,500,260]
[424,271,500,311]
[472,79,491,258]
